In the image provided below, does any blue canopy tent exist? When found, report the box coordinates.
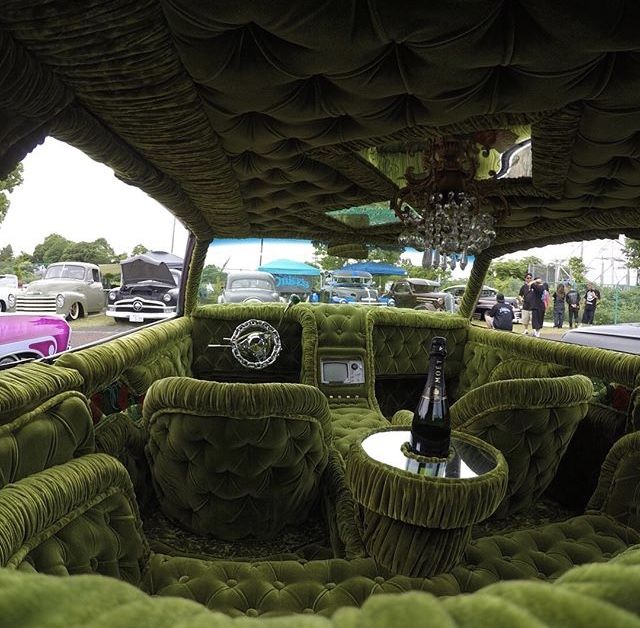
[258,258,321,293]
[340,261,407,276]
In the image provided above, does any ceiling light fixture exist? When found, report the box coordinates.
[390,136,506,270]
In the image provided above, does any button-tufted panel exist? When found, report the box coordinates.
[145,513,639,616]
[311,304,368,351]
[143,378,333,539]
[0,391,95,487]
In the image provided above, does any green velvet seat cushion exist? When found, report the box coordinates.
[143,378,333,539]
[328,401,389,457]
[0,391,95,486]
[0,361,84,424]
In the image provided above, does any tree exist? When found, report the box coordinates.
[0,245,13,262]
[131,244,148,256]
[0,163,24,226]
[488,255,543,283]
[400,260,451,284]
[623,237,640,285]
[568,256,588,285]
[32,234,72,265]
[61,238,117,264]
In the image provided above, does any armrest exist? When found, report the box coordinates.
[450,375,593,428]
[390,409,413,426]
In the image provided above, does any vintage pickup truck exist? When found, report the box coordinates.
[15,262,105,320]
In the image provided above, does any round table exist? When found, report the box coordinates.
[346,427,508,577]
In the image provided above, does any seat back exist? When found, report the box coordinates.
[143,378,333,539]
[0,453,148,585]
[0,390,95,487]
[452,374,593,517]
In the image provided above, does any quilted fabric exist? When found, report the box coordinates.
[0,391,95,486]
[143,378,332,539]
[6,2,640,249]
[452,376,592,518]
[0,361,83,424]
[1,446,640,621]
[327,401,389,458]
[57,317,194,397]
[0,454,149,584]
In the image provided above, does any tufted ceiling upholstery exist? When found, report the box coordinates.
[2,1,640,253]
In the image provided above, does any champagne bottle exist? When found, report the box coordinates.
[410,336,451,458]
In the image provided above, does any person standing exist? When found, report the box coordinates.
[529,277,546,337]
[582,282,601,325]
[553,283,566,328]
[566,283,580,328]
[518,272,533,334]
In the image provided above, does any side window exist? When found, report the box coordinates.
[92,269,100,282]
[395,282,409,294]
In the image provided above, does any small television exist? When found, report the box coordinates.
[320,358,364,385]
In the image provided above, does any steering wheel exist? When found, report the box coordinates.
[229,319,282,370]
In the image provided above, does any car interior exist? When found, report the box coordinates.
[2,3,640,626]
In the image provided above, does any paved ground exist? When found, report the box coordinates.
[69,316,139,349]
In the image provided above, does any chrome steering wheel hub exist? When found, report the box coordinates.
[229,319,282,370]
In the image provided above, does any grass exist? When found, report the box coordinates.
[69,313,117,329]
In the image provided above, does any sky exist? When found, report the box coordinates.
[0,138,633,285]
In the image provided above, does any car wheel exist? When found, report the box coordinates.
[67,302,82,321]
[0,355,19,365]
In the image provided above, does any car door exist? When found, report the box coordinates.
[392,281,411,308]
[85,268,105,313]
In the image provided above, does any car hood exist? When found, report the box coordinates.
[121,256,176,286]
[24,278,80,293]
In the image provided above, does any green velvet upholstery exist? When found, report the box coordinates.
[0,361,84,424]
[94,412,151,507]
[0,391,95,486]
[0,454,149,583]
[346,428,508,576]
[190,303,318,385]
[3,544,640,628]
[56,317,193,398]
[143,377,333,539]
[0,444,640,621]
[392,375,592,518]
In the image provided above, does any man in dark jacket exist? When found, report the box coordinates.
[485,293,515,331]
[518,272,533,334]
[566,283,580,328]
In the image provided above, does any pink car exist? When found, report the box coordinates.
[0,313,71,365]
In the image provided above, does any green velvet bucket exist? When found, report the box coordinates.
[346,427,508,577]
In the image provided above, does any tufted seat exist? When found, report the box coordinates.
[393,374,593,518]
[1,431,640,618]
[143,378,333,539]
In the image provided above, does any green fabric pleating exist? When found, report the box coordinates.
[346,428,508,529]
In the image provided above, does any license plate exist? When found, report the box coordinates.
[129,313,144,322]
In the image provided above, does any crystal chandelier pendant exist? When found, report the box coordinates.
[390,135,504,272]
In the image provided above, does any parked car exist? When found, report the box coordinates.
[0,313,71,365]
[106,251,183,323]
[0,274,19,312]
[320,270,381,304]
[561,323,640,354]
[15,262,105,321]
[384,278,455,312]
[218,271,281,304]
[443,284,522,322]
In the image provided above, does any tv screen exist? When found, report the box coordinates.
[322,361,349,383]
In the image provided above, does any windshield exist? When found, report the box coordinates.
[45,264,87,280]
[230,278,274,290]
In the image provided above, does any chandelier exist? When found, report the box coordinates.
[390,136,502,270]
